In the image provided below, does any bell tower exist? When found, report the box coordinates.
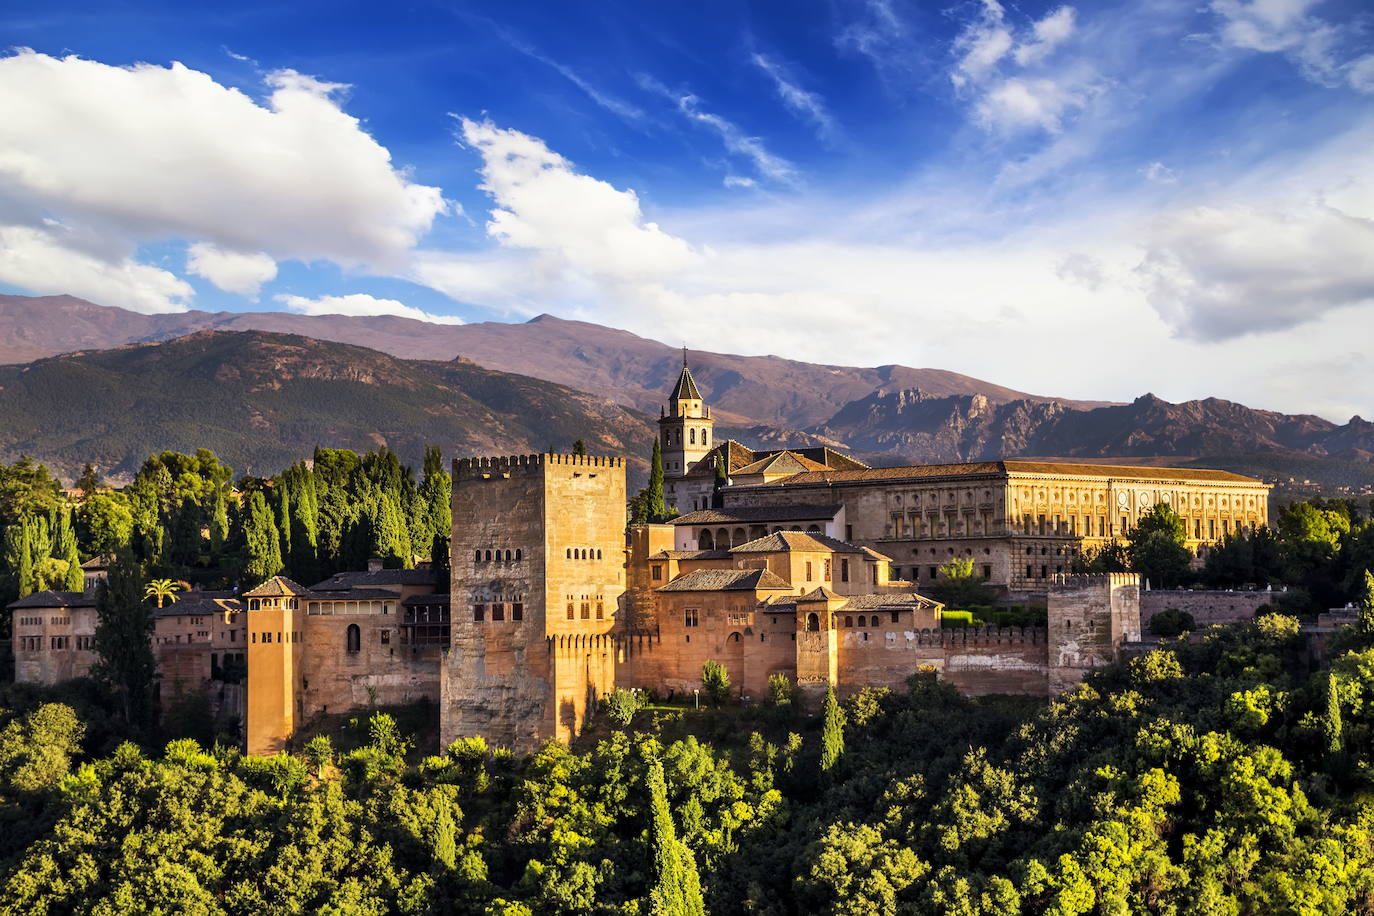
[658,349,714,478]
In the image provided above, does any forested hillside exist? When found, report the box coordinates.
[1,611,1373,914]
[0,329,652,482]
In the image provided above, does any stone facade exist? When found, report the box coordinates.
[1139,588,1276,629]
[440,453,627,752]
[10,591,98,685]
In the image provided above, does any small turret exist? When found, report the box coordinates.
[658,349,714,478]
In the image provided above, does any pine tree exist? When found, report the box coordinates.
[242,491,283,587]
[90,553,157,730]
[647,439,667,522]
[646,756,706,916]
[819,684,845,773]
[1324,671,1343,756]
[76,462,102,496]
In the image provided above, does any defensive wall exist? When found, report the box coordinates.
[1139,588,1275,628]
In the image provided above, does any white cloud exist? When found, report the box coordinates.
[1210,0,1372,91]
[638,75,799,186]
[275,293,463,325]
[0,50,448,312]
[0,224,192,313]
[186,243,277,298]
[1140,161,1178,183]
[751,53,841,145]
[949,2,1089,135]
[724,176,757,190]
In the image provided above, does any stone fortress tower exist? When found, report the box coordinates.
[440,453,627,752]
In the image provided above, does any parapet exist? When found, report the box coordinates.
[911,626,1047,646]
[454,453,626,479]
[1048,573,1141,591]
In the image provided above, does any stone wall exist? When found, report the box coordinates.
[1140,589,1274,628]
[1047,573,1140,694]
[299,612,440,717]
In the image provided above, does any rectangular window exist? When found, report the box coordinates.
[1209,519,1216,539]
[596,602,604,620]
[890,611,899,623]
[1041,565,1048,578]
[651,564,663,581]
[1026,565,1033,578]
[845,525,853,541]
[492,603,505,621]
[684,608,699,627]
[1098,516,1106,537]
[567,603,574,620]
[823,559,832,580]
[840,559,850,582]
[1194,519,1201,539]
[263,632,272,643]
[380,630,391,645]
[929,567,938,579]
[805,561,813,581]
[512,603,523,621]
[982,565,991,579]
[1121,516,1128,534]
[580,602,590,620]
[473,604,485,622]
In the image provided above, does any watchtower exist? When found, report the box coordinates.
[441,453,627,750]
[243,575,310,755]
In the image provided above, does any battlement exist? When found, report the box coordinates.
[1048,573,1140,590]
[914,625,1047,646]
[454,453,626,479]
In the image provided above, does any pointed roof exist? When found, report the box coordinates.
[242,575,311,598]
[732,451,830,477]
[668,361,702,402]
[729,531,867,555]
[799,586,845,602]
[657,567,792,592]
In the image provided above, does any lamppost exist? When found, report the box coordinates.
[693,688,699,710]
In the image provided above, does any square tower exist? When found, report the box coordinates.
[441,453,627,751]
[243,576,309,755]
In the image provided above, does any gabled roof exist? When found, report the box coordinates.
[648,549,732,560]
[658,567,792,592]
[729,531,867,555]
[842,591,943,610]
[669,364,702,401]
[154,591,240,618]
[681,440,758,479]
[799,586,845,602]
[7,590,96,610]
[241,575,312,598]
[670,504,841,526]
[739,459,1264,488]
[732,451,831,477]
[305,588,405,601]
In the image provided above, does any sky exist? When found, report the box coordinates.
[1,0,1372,421]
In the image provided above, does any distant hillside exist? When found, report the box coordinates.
[0,330,653,482]
[0,294,1111,428]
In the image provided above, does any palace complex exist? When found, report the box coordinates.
[10,359,1273,754]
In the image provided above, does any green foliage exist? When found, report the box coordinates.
[603,687,645,727]
[1147,607,1196,638]
[931,557,995,608]
[1074,540,1129,574]
[646,754,707,916]
[819,685,844,773]
[89,554,157,730]
[1128,501,1193,588]
[701,660,731,706]
[767,673,796,707]
[241,490,282,587]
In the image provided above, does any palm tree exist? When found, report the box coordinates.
[144,578,183,609]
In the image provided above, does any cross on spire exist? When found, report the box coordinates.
[682,345,688,368]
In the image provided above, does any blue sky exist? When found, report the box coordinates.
[1,0,1372,419]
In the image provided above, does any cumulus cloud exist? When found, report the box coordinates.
[275,293,463,325]
[0,50,448,312]
[751,53,841,145]
[0,224,192,313]
[950,2,1089,134]
[1136,193,1374,340]
[186,243,277,297]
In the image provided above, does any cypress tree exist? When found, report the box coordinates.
[58,510,83,592]
[276,486,292,568]
[819,684,845,773]
[90,553,157,730]
[572,439,587,456]
[648,439,667,522]
[433,799,458,872]
[15,522,34,599]
[1324,671,1343,756]
[242,491,282,587]
[431,533,451,593]
[646,756,706,916]
[420,445,452,549]
[1359,569,1374,638]
[375,491,411,568]
[209,486,229,557]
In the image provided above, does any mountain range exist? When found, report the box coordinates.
[0,294,1371,493]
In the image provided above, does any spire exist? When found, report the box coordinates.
[669,357,702,402]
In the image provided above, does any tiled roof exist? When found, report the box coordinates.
[309,569,438,590]
[842,591,942,610]
[305,588,405,601]
[669,364,703,401]
[670,504,841,525]
[7,590,96,610]
[402,593,451,606]
[681,440,758,479]
[729,531,867,555]
[799,586,844,602]
[658,568,792,592]
[742,459,1264,488]
[732,451,831,477]
[241,575,312,598]
[79,555,113,570]
[648,549,732,560]
[154,591,240,618]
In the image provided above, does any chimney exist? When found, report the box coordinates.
[367,556,383,572]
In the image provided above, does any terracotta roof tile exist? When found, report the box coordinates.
[658,568,792,592]
[729,531,867,554]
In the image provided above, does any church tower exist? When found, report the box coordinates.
[659,349,714,478]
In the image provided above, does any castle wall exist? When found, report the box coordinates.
[299,613,439,718]
[12,604,96,686]
[1047,573,1140,694]
[1140,589,1273,628]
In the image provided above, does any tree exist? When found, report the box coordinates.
[1360,569,1374,638]
[431,534,451,593]
[1324,671,1343,757]
[701,660,731,706]
[57,509,83,592]
[144,578,183,609]
[819,685,845,773]
[1148,608,1196,638]
[9,522,34,600]
[76,492,134,557]
[930,557,994,607]
[208,485,229,556]
[1075,540,1130,574]
[572,439,588,457]
[647,439,667,522]
[90,554,157,729]
[645,755,706,916]
[1128,502,1193,588]
[241,491,282,587]
[76,463,102,497]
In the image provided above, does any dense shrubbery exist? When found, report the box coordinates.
[2,613,1374,913]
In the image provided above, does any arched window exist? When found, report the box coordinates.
[566,548,572,559]
[729,631,741,642]
[346,624,360,653]
[663,430,670,445]
[699,530,714,549]
[484,550,492,562]
[703,429,709,445]
[515,549,522,561]
[504,550,512,562]
[595,549,602,560]
[844,615,853,627]
[475,550,482,563]
[690,428,696,444]
[732,527,745,546]
[806,613,820,632]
